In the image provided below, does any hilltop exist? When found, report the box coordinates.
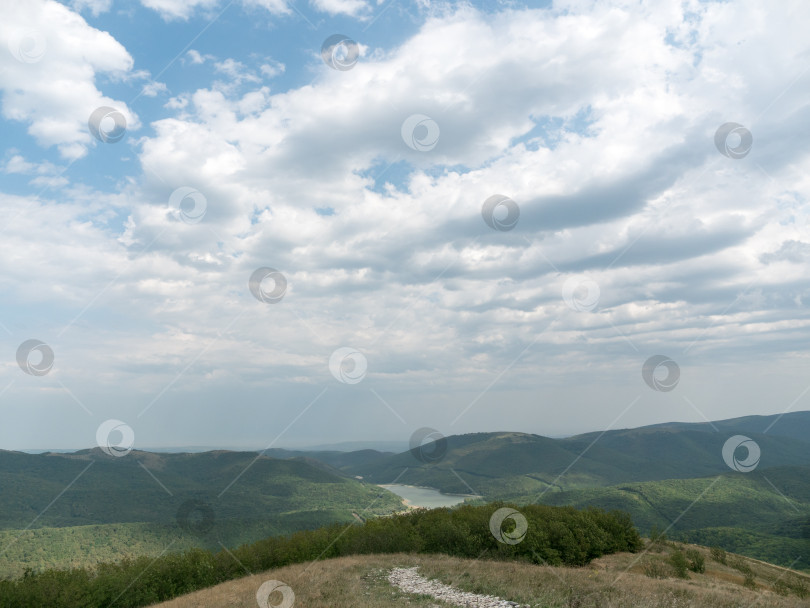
[151,544,810,608]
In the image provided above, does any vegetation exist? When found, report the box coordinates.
[0,503,640,608]
[539,472,810,570]
[336,414,810,497]
[685,548,705,573]
[0,449,403,577]
[668,550,689,578]
[315,413,810,571]
[710,545,727,564]
[152,551,810,608]
[5,411,810,582]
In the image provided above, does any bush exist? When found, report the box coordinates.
[642,559,668,579]
[787,576,809,599]
[710,546,726,564]
[729,557,753,576]
[647,525,668,552]
[685,549,705,573]
[773,578,791,596]
[743,572,757,590]
[668,550,689,579]
[774,575,809,599]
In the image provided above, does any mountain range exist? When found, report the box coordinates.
[2,411,809,576]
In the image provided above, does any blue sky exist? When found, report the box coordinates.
[1,0,810,451]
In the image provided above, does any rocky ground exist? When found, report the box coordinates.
[388,566,528,608]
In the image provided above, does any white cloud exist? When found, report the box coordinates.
[186,49,214,65]
[0,0,138,158]
[141,0,290,19]
[139,0,219,20]
[3,154,36,174]
[142,81,169,97]
[3,0,810,448]
[70,0,113,15]
[120,0,810,390]
[260,60,285,78]
[310,0,369,17]
[214,58,261,84]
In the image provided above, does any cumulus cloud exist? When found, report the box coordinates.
[70,0,113,15]
[139,0,220,20]
[0,0,138,159]
[310,0,370,17]
[142,0,290,19]
[90,3,810,378]
[2,0,810,448]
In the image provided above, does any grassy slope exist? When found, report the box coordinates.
[151,544,810,608]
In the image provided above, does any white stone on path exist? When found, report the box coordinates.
[388,567,527,608]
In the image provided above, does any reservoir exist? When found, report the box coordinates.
[380,484,479,509]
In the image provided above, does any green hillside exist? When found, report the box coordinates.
[0,448,403,577]
[294,412,810,569]
[538,467,810,569]
[4,411,810,578]
[336,428,810,497]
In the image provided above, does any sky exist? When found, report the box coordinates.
[1,0,810,451]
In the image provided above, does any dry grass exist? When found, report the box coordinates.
[151,543,810,608]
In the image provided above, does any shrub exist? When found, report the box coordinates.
[648,525,667,545]
[685,549,705,573]
[729,557,753,576]
[743,572,757,590]
[668,550,689,579]
[773,578,790,596]
[709,546,726,564]
[642,559,668,579]
[778,575,809,599]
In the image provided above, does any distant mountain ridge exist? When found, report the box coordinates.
[2,411,809,574]
[317,412,810,495]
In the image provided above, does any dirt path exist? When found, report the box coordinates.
[388,567,527,608]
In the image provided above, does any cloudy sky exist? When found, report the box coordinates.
[1,0,809,451]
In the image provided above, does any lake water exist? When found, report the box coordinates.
[380,484,478,509]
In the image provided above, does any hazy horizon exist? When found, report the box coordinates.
[11,408,809,454]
